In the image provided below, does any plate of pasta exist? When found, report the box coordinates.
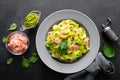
[36,9,100,74]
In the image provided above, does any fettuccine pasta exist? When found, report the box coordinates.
[45,19,90,63]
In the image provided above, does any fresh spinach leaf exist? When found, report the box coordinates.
[58,40,68,54]
[29,53,39,63]
[2,35,7,43]
[58,47,67,54]
[7,58,14,64]
[59,40,68,49]
[22,56,30,68]
[103,42,115,58]
[8,23,17,31]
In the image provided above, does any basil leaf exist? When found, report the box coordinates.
[103,43,115,58]
[29,53,39,63]
[7,58,14,64]
[2,36,7,43]
[58,40,68,54]
[59,40,68,49]
[22,57,30,68]
[8,23,17,31]
[58,47,67,54]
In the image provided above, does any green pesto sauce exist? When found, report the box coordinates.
[23,12,40,27]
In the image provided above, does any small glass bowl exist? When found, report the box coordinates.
[6,31,30,55]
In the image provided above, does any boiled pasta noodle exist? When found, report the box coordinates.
[45,19,90,63]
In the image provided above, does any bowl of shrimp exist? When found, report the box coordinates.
[6,31,29,55]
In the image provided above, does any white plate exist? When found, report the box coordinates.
[36,9,100,74]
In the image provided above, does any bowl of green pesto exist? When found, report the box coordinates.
[21,10,41,31]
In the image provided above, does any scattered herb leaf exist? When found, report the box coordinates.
[22,56,30,68]
[58,40,68,54]
[29,53,39,63]
[2,35,7,43]
[8,23,17,31]
[103,42,115,58]
[7,57,14,64]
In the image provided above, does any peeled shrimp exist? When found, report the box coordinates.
[53,38,62,44]
[55,53,60,58]
[60,30,68,39]
[7,32,28,53]
[69,44,79,50]
[72,28,78,33]
[83,38,89,46]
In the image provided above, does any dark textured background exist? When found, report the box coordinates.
[0,0,120,80]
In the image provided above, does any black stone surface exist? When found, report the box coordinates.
[0,0,120,80]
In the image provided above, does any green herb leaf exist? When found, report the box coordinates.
[103,42,115,58]
[8,23,17,31]
[59,40,68,49]
[7,58,14,64]
[29,53,39,63]
[58,47,67,54]
[22,56,30,68]
[58,40,68,54]
[2,35,7,43]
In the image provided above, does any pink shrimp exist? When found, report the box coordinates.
[7,32,28,53]
[60,30,68,39]
[69,44,79,50]
[19,35,28,43]
[83,38,89,46]
[60,30,68,35]
[55,53,60,58]
[53,38,62,44]
[72,28,78,33]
